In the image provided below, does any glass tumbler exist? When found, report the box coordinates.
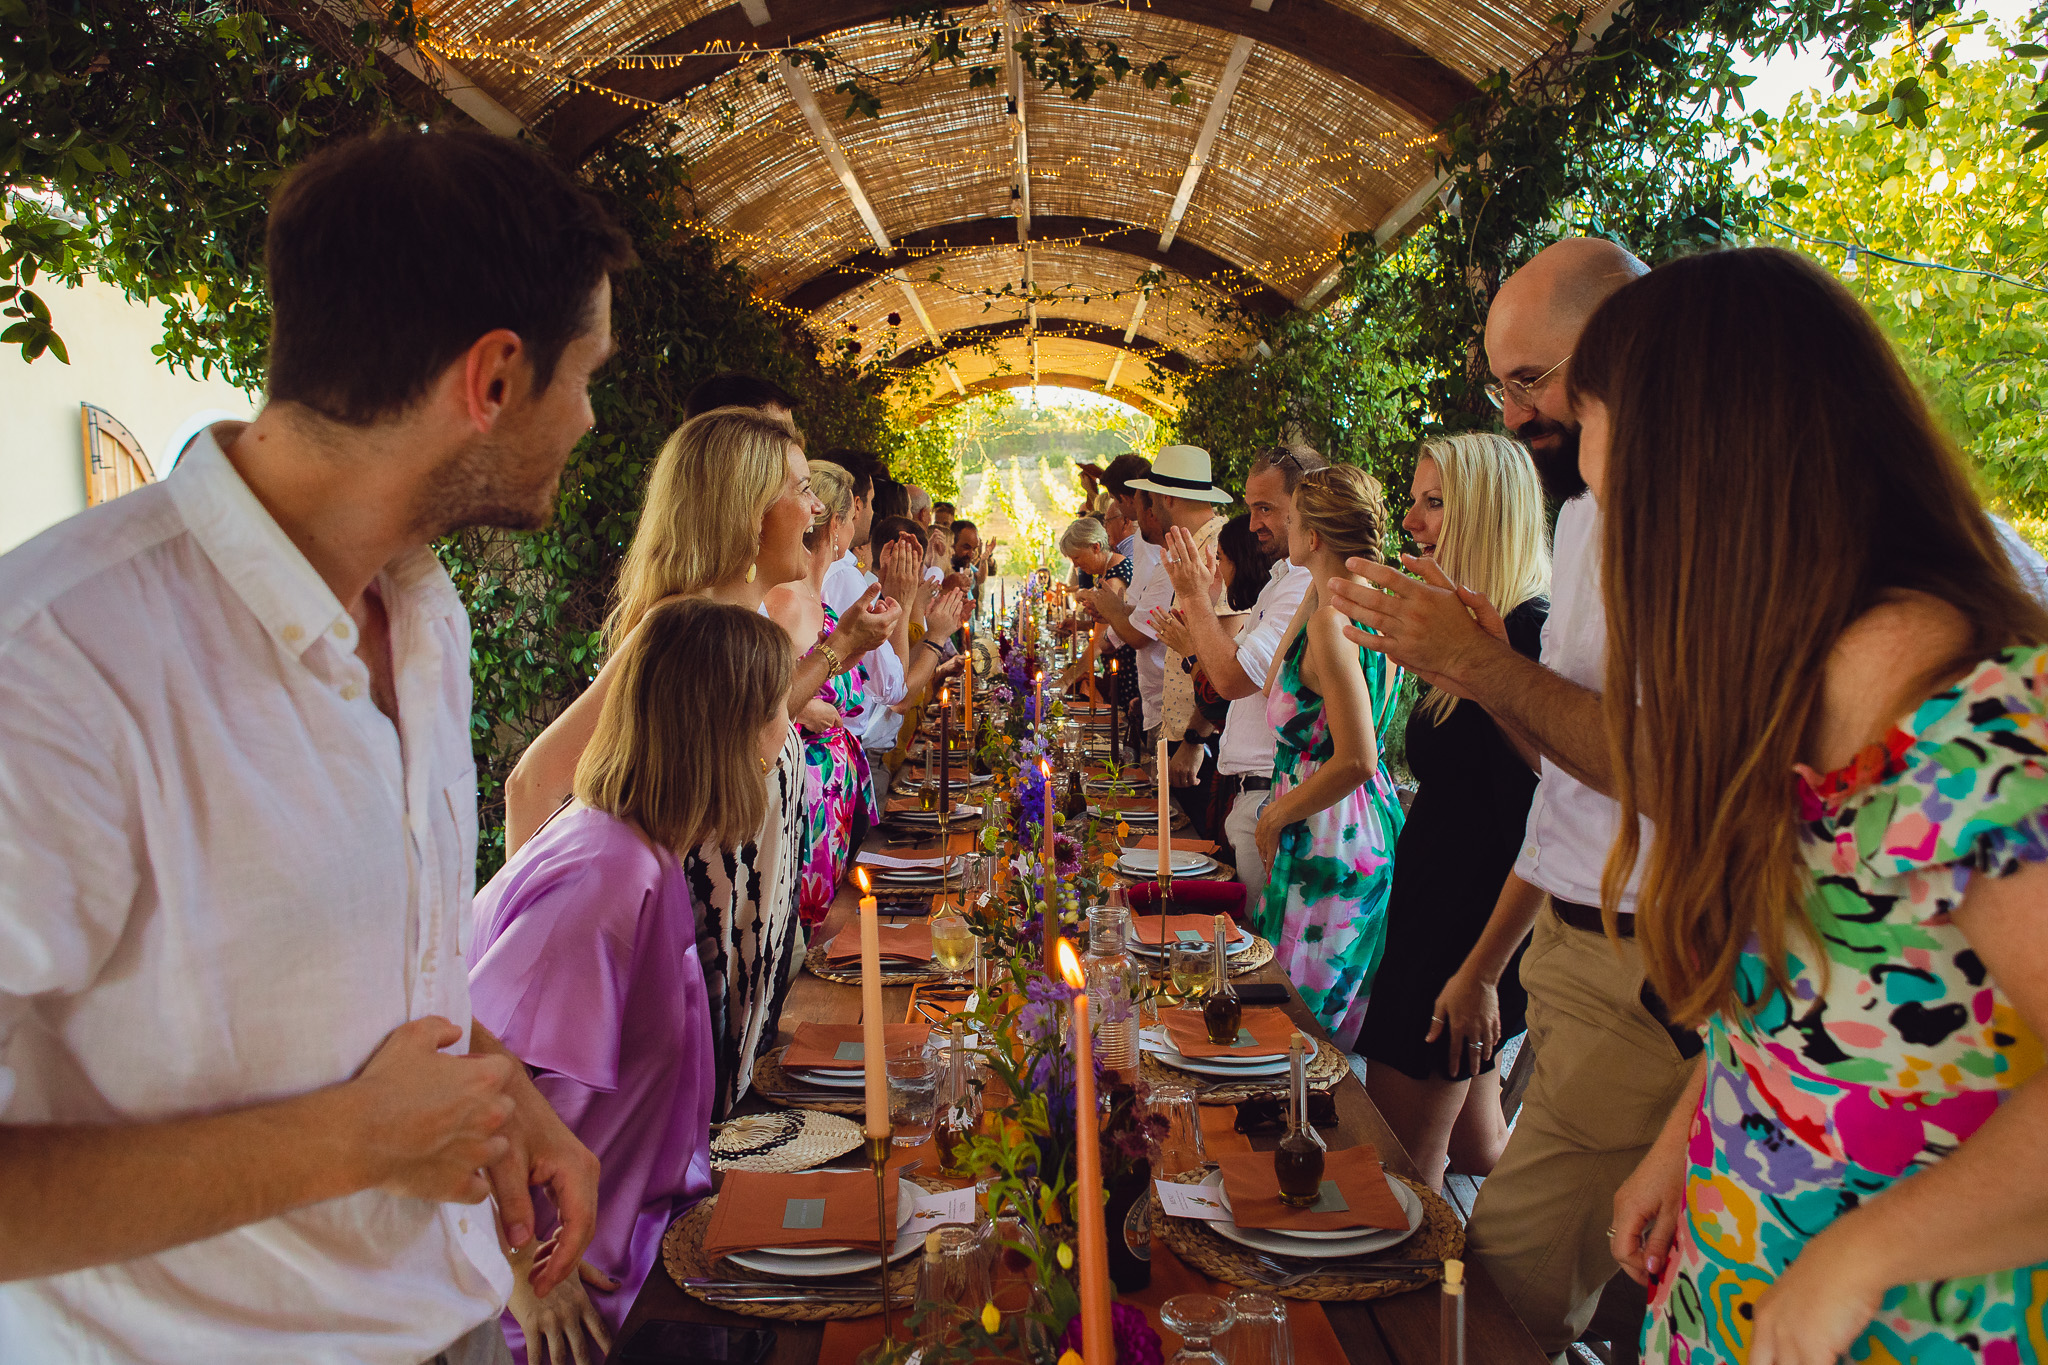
[1224,1291,1294,1365]
[887,1042,939,1147]
[914,1225,994,1351]
[1161,1293,1237,1365]
[1149,1081,1209,1176]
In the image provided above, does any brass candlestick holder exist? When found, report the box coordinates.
[867,1130,895,1339]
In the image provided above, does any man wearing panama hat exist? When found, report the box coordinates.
[1086,445,1232,811]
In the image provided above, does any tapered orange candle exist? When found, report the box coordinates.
[1156,737,1171,884]
[1042,758,1057,968]
[856,868,889,1140]
[1057,938,1112,1365]
[963,622,974,741]
[1034,669,1045,730]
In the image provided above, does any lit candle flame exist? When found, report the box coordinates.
[1056,936,1084,990]
[1041,759,1052,779]
[941,687,951,705]
[855,866,872,896]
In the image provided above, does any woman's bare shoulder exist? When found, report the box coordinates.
[1815,591,1974,766]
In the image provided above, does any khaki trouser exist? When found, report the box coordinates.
[1465,903,1698,1360]
[1223,785,1270,911]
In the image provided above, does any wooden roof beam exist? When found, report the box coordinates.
[542,0,1477,164]
[886,317,1195,375]
[904,371,1174,423]
[781,215,1294,317]
[778,57,964,396]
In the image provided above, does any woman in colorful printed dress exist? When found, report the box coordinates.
[1254,464,1407,1048]
[505,406,901,1114]
[767,460,882,928]
[1588,249,2048,1365]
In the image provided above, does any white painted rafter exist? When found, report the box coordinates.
[1003,3,1039,389]
[779,58,964,395]
[1107,27,1256,396]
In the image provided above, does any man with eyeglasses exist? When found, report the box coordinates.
[1323,237,1685,1360]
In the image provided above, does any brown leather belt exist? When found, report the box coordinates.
[1552,897,1634,939]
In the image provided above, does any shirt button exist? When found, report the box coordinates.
[459,1217,470,1235]
[332,622,352,639]
[282,625,303,643]
[341,683,360,701]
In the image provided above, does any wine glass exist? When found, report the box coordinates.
[1161,1294,1237,1365]
[930,913,975,983]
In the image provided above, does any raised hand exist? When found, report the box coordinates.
[925,587,969,640]
[1161,525,1219,603]
[878,537,921,606]
[1326,554,1508,697]
[830,583,902,658]
[348,1017,516,1206]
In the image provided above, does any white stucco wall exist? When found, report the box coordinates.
[0,275,253,553]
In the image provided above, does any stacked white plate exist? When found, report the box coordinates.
[855,852,970,887]
[1116,848,1217,879]
[1139,1025,1312,1080]
[888,802,981,827]
[1193,1169,1425,1259]
[1128,921,1254,961]
[721,1177,923,1278]
[1094,804,1158,825]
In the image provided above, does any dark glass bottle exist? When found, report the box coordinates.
[1061,769,1088,821]
[1200,914,1242,1045]
[1273,1032,1327,1208]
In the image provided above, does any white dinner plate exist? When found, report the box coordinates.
[1139,1028,1314,1076]
[1118,849,1213,875]
[784,1067,867,1089]
[1129,929,1252,958]
[720,1179,921,1273]
[1199,1169,1423,1258]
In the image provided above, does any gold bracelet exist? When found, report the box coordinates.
[819,643,843,676]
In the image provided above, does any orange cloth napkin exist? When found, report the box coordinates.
[1215,1145,1409,1232]
[1099,794,1161,813]
[824,921,932,964]
[700,1169,901,1259]
[1132,915,1244,947]
[783,1022,931,1070]
[1159,1005,1296,1059]
[1129,834,1219,854]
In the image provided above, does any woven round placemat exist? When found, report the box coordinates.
[661,1174,949,1321]
[711,1109,865,1173]
[750,1050,869,1116]
[804,941,952,987]
[1140,1033,1348,1105]
[1152,1168,1462,1301]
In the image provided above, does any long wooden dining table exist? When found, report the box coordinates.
[608,872,1548,1365]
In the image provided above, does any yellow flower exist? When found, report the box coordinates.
[981,1300,1002,1335]
[1116,821,1130,840]
[1059,1352,1085,1365]
[1039,1184,1065,1226]
[1056,1241,1075,1270]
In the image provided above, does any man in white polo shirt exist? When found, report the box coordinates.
[0,131,628,1363]
[1154,445,1318,905]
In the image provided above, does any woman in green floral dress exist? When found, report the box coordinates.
[1254,465,1406,1048]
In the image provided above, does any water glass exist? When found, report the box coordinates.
[1224,1292,1293,1365]
[1161,1293,1237,1365]
[888,1042,939,1147]
[914,1225,994,1351]
[931,914,975,981]
[1149,1081,1208,1175]
[1169,939,1212,1003]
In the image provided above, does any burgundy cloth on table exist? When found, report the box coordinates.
[1128,878,1247,926]
[470,804,717,1365]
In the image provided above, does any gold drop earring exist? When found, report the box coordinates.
[746,562,757,584]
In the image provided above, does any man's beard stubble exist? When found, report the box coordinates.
[1516,416,1588,503]
[412,433,565,539]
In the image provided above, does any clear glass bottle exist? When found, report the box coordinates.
[1085,904,1140,1080]
[1273,1031,1326,1208]
[1201,913,1242,1045]
[935,1017,980,1177]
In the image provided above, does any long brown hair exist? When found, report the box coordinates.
[1574,246,2048,1025]
[575,598,793,854]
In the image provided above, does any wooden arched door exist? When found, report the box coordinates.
[81,404,155,507]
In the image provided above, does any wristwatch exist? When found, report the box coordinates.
[818,643,843,676]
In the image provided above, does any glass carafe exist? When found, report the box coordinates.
[935,1017,981,1177]
[1201,914,1242,1045]
[1085,904,1140,1080]
[1273,1031,1327,1208]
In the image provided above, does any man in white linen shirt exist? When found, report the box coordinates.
[0,130,630,1364]
[1154,445,1319,907]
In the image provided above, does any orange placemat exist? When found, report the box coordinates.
[815,1107,1345,1365]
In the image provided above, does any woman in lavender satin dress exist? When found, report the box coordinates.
[471,600,795,1365]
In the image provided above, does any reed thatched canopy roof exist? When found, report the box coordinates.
[413,0,1589,413]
